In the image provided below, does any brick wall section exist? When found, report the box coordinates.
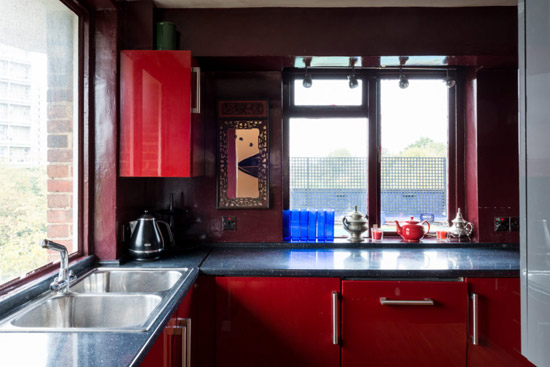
[46,11,75,262]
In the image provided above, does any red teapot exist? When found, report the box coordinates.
[395,217,431,242]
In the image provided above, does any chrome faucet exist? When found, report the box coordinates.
[40,239,76,294]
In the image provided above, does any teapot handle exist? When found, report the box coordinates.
[157,220,175,247]
[421,220,431,239]
[465,222,474,235]
[342,217,350,230]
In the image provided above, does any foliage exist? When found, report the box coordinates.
[398,137,446,157]
[0,164,48,283]
[327,148,353,157]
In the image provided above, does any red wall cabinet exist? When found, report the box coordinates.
[215,276,341,367]
[120,50,203,177]
[466,277,534,367]
[341,280,468,367]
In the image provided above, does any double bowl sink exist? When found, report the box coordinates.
[0,267,191,333]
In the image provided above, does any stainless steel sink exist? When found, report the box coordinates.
[10,294,161,330]
[71,269,183,293]
[0,267,192,332]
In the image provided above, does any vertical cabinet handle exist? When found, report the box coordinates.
[191,67,200,114]
[165,318,192,367]
[471,293,479,345]
[332,291,339,345]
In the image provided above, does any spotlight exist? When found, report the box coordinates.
[348,74,359,89]
[399,68,409,89]
[444,69,455,88]
[348,57,359,89]
[302,71,312,88]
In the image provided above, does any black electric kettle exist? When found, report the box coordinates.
[128,210,174,261]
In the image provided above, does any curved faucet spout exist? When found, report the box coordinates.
[40,239,76,294]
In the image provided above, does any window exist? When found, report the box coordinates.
[0,0,82,286]
[285,70,455,236]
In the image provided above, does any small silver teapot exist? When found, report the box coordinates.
[343,206,369,242]
[448,208,473,240]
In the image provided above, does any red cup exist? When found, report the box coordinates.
[436,230,448,240]
[372,229,383,241]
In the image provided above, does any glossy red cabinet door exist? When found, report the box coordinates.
[342,280,467,367]
[120,50,202,177]
[215,277,341,367]
[466,278,534,367]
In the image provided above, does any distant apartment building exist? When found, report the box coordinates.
[0,44,46,167]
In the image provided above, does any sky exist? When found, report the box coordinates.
[290,78,448,157]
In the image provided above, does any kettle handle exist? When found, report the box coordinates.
[421,220,431,239]
[157,220,175,246]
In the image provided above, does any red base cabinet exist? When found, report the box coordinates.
[466,278,534,367]
[120,50,203,177]
[215,276,341,367]
[342,280,468,367]
[141,276,215,367]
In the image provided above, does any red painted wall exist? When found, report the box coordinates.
[97,6,520,257]
[474,69,519,242]
[157,7,517,57]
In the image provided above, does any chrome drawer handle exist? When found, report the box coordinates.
[332,291,339,345]
[471,293,479,345]
[379,297,435,306]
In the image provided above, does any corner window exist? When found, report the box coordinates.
[285,70,454,236]
[0,0,82,286]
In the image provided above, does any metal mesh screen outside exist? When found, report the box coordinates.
[289,156,447,222]
[290,157,367,218]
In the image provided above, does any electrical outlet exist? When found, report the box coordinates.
[222,216,237,231]
[495,217,510,232]
[510,217,520,231]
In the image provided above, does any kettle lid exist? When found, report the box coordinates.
[138,210,156,221]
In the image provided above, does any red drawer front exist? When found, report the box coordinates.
[342,280,467,367]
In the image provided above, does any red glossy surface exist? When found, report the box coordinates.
[215,277,340,367]
[466,278,534,367]
[342,280,467,367]
[395,217,431,242]
[120,50,199,177]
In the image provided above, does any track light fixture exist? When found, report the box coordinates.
[398,67,409,89]
[348,57,359,89]
[302,58,312,88]
[444,69,456,88]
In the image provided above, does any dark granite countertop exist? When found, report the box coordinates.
[200,245,520,278]
[0,243,520,366]
[0,248,209,367]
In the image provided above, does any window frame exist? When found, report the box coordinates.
[283,68,461,237]
[0,0,90,294]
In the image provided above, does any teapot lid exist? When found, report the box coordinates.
[405,216,419,224]
[345,206,368,223]
[138,210,156,221]
[451,208,467,225]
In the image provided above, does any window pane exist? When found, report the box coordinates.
[289,118,368,237]
[294,79,362,106]
[0,0,79,284]
[380,79,448,230]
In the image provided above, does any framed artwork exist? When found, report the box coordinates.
[217,100,269,209]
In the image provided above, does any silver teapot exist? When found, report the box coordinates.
[343,206,369,242]
[448,208,473,240]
